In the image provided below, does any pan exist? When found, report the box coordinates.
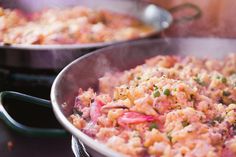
[0,0,201,70]
[0,38,236,157]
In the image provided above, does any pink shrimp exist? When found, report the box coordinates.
[82,100,105,137]
[117,111,157,127]
[90,100,105,123]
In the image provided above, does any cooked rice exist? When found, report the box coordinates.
[70,54,236,157]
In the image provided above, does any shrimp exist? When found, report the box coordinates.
[117,111,157,127]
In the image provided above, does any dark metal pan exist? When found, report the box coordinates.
[0,38,236,157]
[0,0,201,70]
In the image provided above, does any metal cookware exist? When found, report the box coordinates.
[0,38,236,157]
[0,0,200,70]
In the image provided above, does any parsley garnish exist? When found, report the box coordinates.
[214,116,224,123]
[221,77,227,84]
[193,77,206,86]
[182,120,190,127]
[167,134,172,143]
[223,91,231,96]
[153,90,160,98]
[164,89,170,96]
[153,85,158,91]
[149,123,158,131]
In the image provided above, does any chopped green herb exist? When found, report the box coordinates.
[233,123,236,130]
[208,120,216,126]
[167,134,172,143]
[137,76,141,80]
[164,89,171,96]
[221,77,227,84]
[153,85,158,90]
[214,116,224,123]
[149,123,158,131]
[153,90,160,98]
[207,116,224,126]
[182,120,190,127]
[193,77,205,86]
[189,94,195,101]
[194,77,200,83]
[73,109,83,116]
[223,91,231,96]
[216,76,221,79]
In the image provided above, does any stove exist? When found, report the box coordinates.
[0,69,54,98]
[0,66,74,157]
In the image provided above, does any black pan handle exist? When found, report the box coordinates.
[0,91,67,137]
[169,3,202,24]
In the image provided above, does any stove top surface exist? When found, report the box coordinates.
[0,122,74,157]
[0,68,74,157]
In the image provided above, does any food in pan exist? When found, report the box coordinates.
[0,6,154,45]
[69,54,236,157]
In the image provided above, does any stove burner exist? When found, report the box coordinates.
[0,67,56,99]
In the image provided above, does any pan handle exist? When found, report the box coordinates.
[168,3,202,24]
[0,91,68,137]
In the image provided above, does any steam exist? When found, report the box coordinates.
[93,54,119,77]
[51,50,89,70]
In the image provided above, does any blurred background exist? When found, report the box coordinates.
[149,0,236,38]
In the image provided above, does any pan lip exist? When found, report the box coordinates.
[0,39,125,50]
[0,25,166,50]
[0,35,156,50]
[0,40,122,50]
